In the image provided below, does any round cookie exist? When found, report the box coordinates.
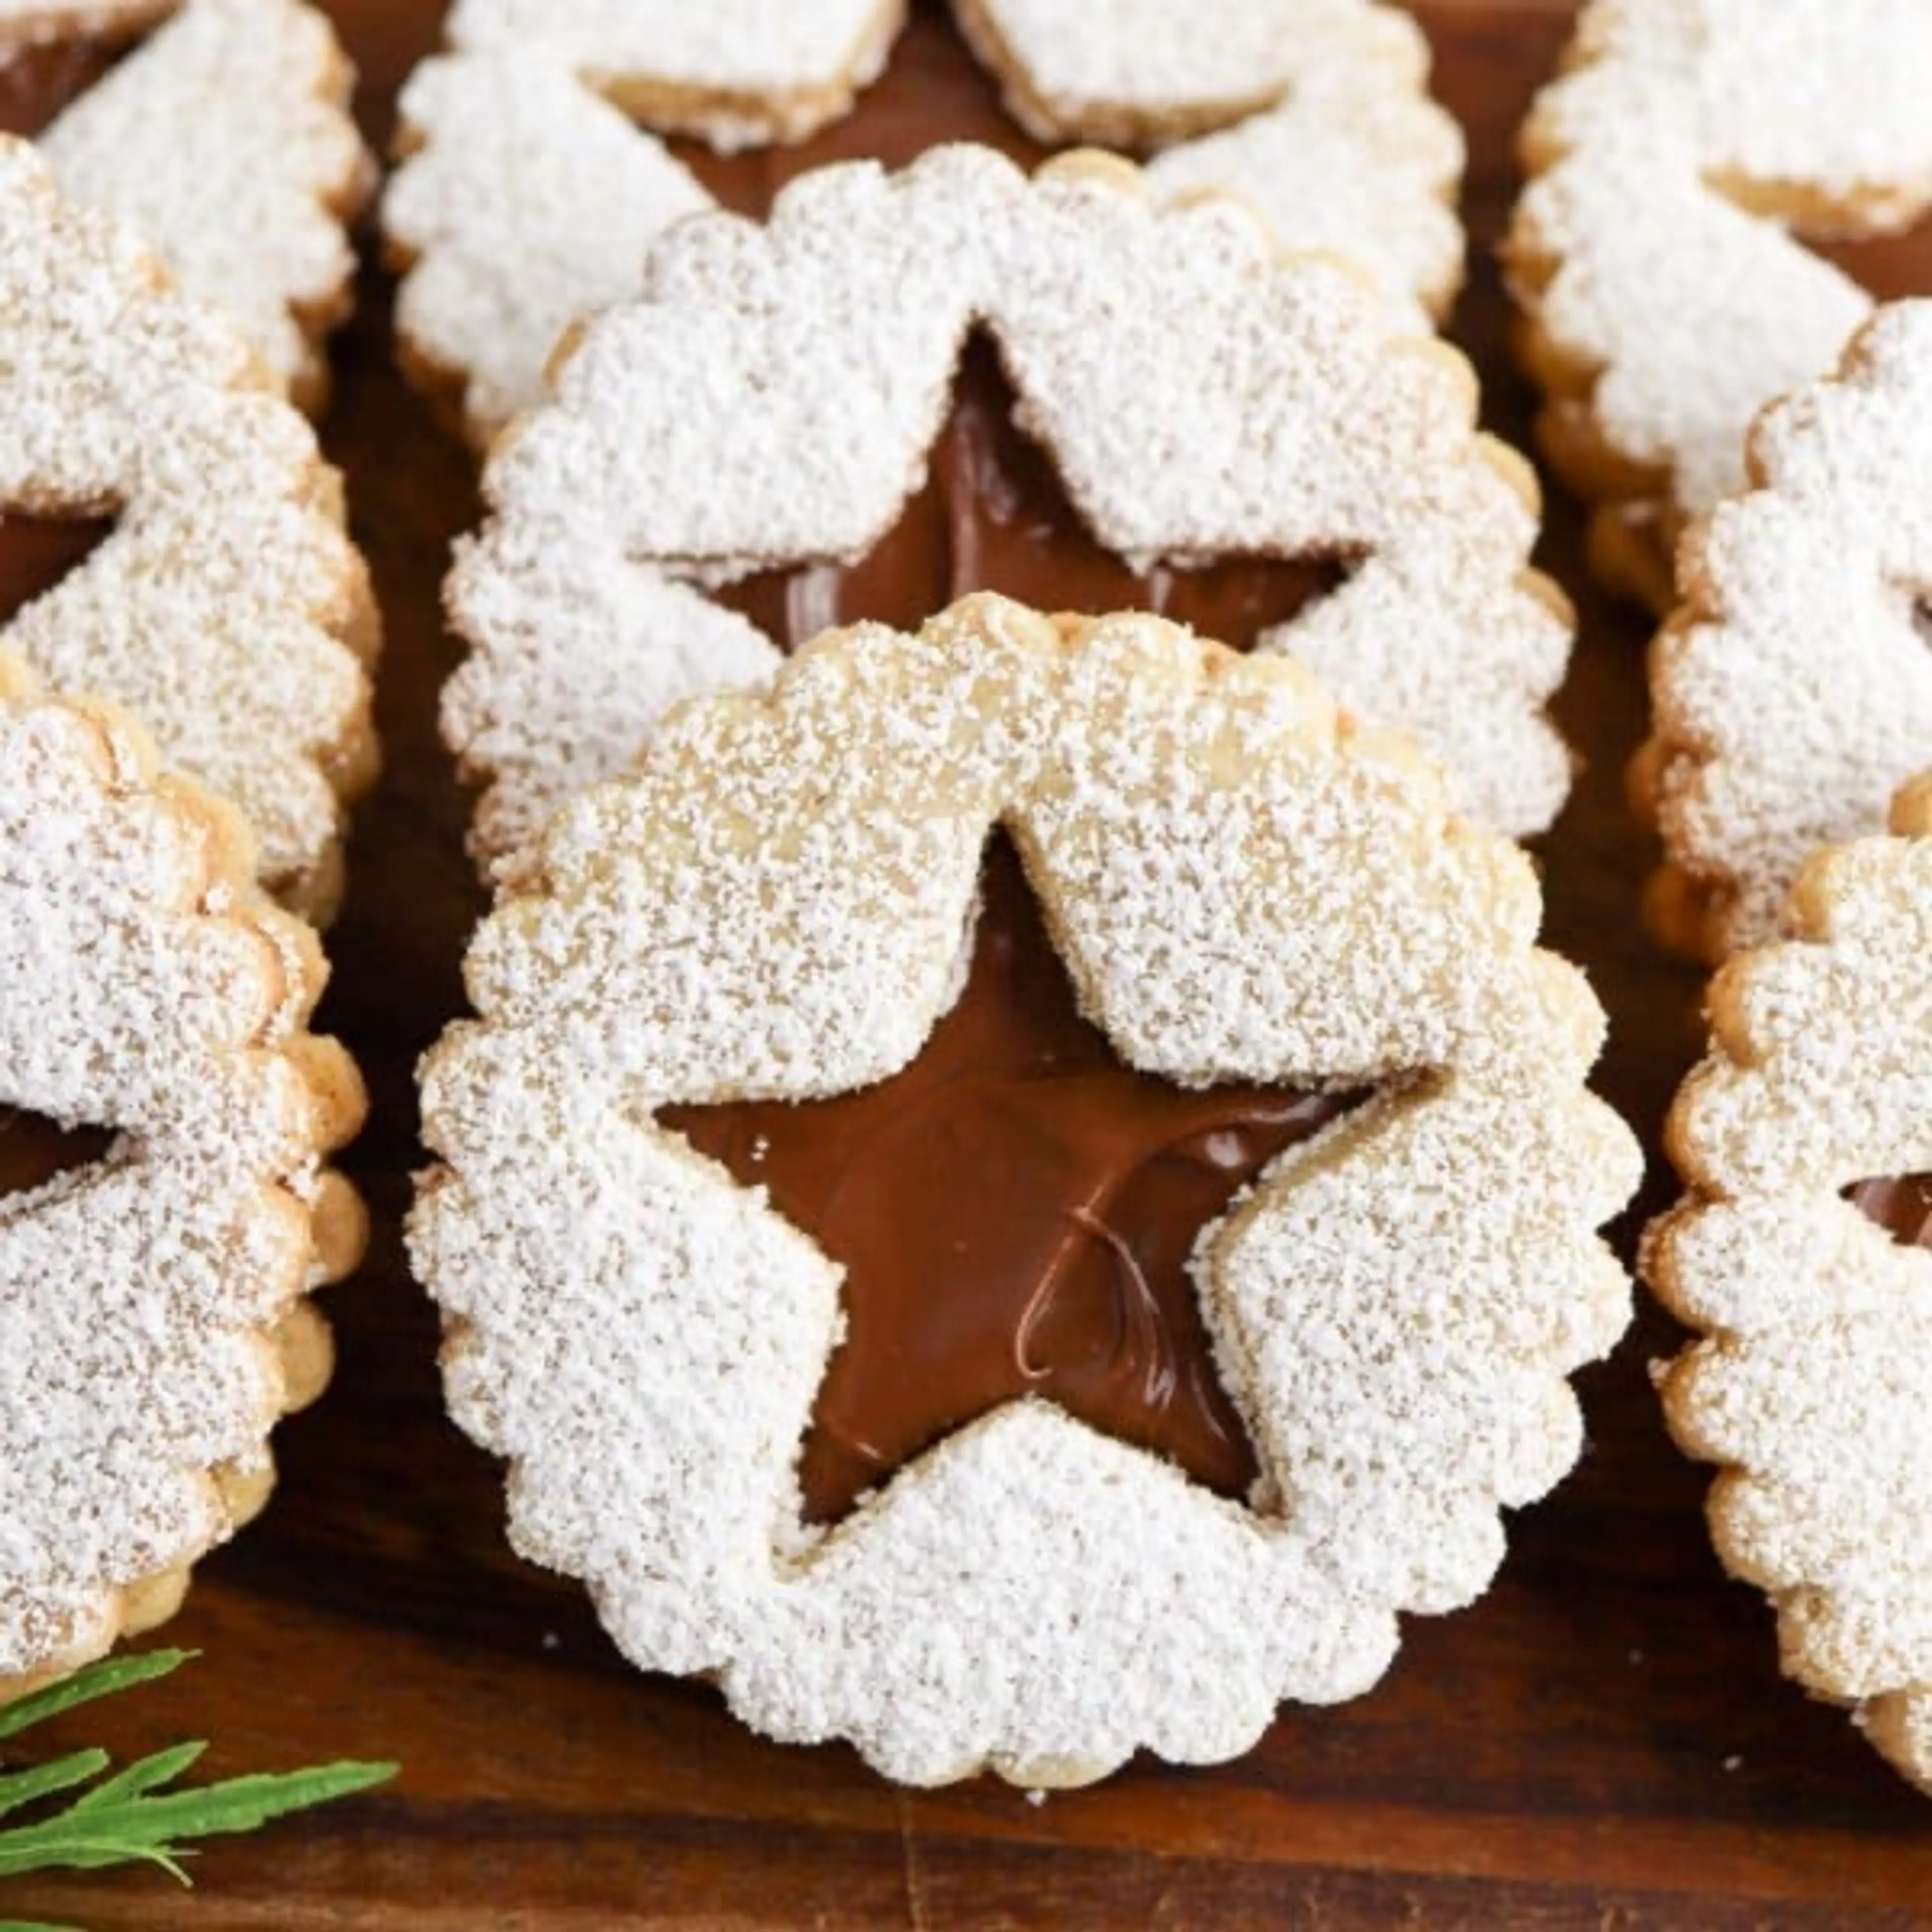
[383,0,1463,447]
[0,0,372,410]
[444,145,1571,874]
[1637,303,1932,960]
[0,652,366,1699]
[1647,774,1932,1796]
[412,593,1639,1788]
[0,137,379,918]
[1507,0,1932,609]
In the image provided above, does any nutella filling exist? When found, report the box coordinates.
[0,515,112,624]
[664,840,1365,1524]
[0,34,134,137]
[0,1109,111,1201]
[1847,1173,1932,1250]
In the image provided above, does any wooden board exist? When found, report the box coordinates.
[8,4,1932,1925]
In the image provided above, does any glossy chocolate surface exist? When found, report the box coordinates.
[666,841,1362,1523]
[0,515,112,621]
[1848,1172,1932,1250]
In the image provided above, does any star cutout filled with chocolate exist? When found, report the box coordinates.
[668,836,1365,1523]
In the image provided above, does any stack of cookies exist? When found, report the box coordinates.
[0,0,1924,1807]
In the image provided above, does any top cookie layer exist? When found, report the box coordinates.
[0,138,378,916]
[1508,0,1932,603]
[384,0,1463,446]
[0,652,365,1690]
[1643,302,1932,958]
[445,146,1568,872]
[1648,776,1932,1795]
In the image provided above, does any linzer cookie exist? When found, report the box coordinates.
[0,651,365,1698]
[411,594,1639,1788]
[0,0,372,409]
[445,145,1569,873]
[1638,304,1932,959]
[1507,0,1932,609]
[384,0,1463,446]
[0,137,378,917]
[1647,775,1932,1796]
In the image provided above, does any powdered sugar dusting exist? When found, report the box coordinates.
[1646,303,1932,956]
[1648,776,1932,1796]
[445,146,1568,872]
[383,2,1463,448]
[0,138,377,915]
[0,662,365,1689]
[1508,0,1932,596]
[412,596,1638,1786]
[36,0,373,405]
[387,52,714,444]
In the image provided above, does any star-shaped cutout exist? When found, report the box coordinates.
[667,837,1365,1524]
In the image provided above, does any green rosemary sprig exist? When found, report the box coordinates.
[0,1649,394,1929]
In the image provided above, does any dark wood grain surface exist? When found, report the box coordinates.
[7,3,1932,1925]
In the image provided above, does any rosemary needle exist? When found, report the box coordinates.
[0,1650,395,1924]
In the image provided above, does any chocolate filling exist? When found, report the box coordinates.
[1846,1173,1932,1250]
[665,840,1366,1524]
[0,515,113,626]
[0,33,136,137]
[1809,230,1932,310]
[0,1108,111,1201]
